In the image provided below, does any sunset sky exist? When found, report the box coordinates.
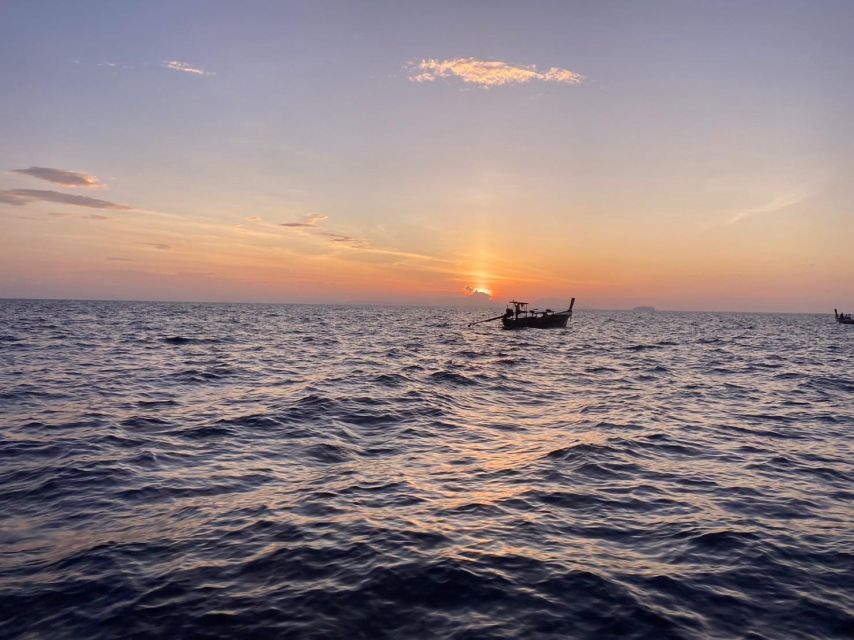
[1,1,852,311]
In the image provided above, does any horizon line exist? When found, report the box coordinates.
[0,295,841,316]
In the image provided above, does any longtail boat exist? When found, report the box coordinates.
[469,298,575,329]
[834,309,854,325]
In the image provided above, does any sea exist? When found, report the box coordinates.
[1,299,852,639]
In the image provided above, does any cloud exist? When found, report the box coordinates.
[11,166,105,188]
[317,231,368,248]
[408,58,584,88]
[280,213,328,228]
[278,213,370,249]
[0,195,24,206]
[163,60,215,76]
[0,189,131,210]
[106,256,133,262]
[137,242,170,250]
[728,193,805,224]
[81,214,111,220]
[465,286,492,301]
[246,215,263,222]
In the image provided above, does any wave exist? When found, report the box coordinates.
[161,336,229,345]
[428,370,477,386]
[0,300,851,640]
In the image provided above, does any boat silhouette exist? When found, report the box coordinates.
[469,298,575,329]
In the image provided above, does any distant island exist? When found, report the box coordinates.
[632,306,656,312]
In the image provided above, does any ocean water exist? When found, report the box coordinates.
[1,299,852,639]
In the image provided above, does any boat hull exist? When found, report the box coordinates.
[502,313,570,329]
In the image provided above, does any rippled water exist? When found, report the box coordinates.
[1,299,852,639]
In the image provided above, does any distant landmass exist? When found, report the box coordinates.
[632,306,655,312]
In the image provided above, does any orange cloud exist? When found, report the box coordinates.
[408,58,584,88]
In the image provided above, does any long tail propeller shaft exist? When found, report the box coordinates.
[467,313,506,327]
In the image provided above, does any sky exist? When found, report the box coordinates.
[1,0,852,312]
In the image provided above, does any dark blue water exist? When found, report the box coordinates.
[1,299,852,639]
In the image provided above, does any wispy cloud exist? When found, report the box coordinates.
[407,58,584,88]
[728,193,805,224]
[280,213,328,228]
[82,214,111,220]
[244,211,458,262]
[11,166,105,188]
[317,231,368,249]
[0,189,131,210]
[137,242,171,250]
[163,60,215,77]
[276,213,369,249]
[106,256,133,262]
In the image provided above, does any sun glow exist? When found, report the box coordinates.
[463,285,492,298]
[464,284,492,299]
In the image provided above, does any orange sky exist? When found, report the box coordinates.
[1,3,853,311]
